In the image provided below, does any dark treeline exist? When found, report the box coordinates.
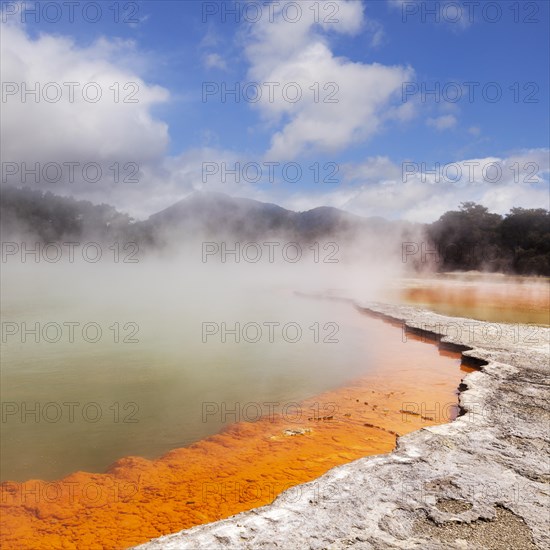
[1,187,549,275]
[0,187,133,241]
[427,202,550,276]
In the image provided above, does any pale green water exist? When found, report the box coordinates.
[4,262,543,482]
[1,260,379,481]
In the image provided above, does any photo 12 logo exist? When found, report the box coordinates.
[202,479,344,506]
[1,401,139,424]
[202,81,339,104]
[201,321,340,344]
[202,242,339,264]
[402,81,539,104]
[398,1,541,24]
[202,162,339,185]
[201,401,339,423]
[201,1,341,24]
[401,161,541,184]
[2,82,140,104]
[2,162,140,185]
[399,479,538,507]
[1,477,141,506]
[1,242,139,263]
[1,321,140,344]
[1,1,141,24]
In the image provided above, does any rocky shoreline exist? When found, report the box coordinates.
[137,301,550,549]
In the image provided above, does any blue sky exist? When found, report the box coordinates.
[2,0,549,220]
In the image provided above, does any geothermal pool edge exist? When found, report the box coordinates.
[136,301,550,550]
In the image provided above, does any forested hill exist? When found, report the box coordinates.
[1,188,549,275]
[427,202,550,275]
[0,187,133,241]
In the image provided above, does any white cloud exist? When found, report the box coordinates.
[272,150,550,222]
[2,8,546,224]
[0,19,265,218]
[242,0,413,160]
[1,21,169,167]
[427,114,457,131]
[0,19,176,214]
[364,19,386,48]
[203,53,228,71]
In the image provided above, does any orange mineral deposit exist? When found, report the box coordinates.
[0,314,475,550]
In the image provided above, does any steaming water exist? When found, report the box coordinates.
[1,260,381,481]
[4,259,544,482]
[393,273,550,326]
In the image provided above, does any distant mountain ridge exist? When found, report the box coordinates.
[136,190,401,243]
[1,187,398,244]
[3,187,547,274]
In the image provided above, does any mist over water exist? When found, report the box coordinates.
[1,247,406,481]
[3,212,548,481]
[395,272,550,326]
